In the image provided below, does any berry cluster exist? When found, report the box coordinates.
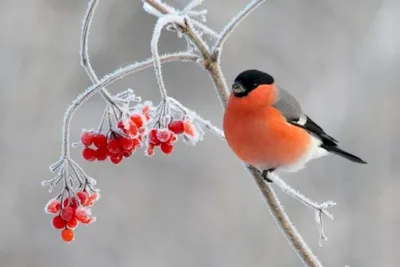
[45,191,99,242]
[146,119,197,156]
[80,106,150,164]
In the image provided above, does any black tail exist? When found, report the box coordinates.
[321,144,367,164]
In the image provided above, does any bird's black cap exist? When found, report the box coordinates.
[231,69,275,97]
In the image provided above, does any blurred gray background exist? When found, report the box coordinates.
[1,0,399,266]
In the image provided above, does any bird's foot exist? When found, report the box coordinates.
[261,169,275,183]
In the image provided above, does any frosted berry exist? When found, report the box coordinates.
[157,129,172,143]
[161,143,174,155]
[81,131,95,146]
[142,106,151,121]
[95,148,108,161]
[63,197,78,209]
[183,121,196,137]
[146,143,155,156]
[132,138,141,148]
[61,207,75,222]
[82,147,96,161]
[148,129,160,145]
[94,134,107,148]
[52,215,66,229]
[120,137,134,150]
[66,217,78,228]
[130,114,144,128]
[76,191,89,206]
[169,133,177,143]
[168,120,184,134]
[107,138,121,154]
[110,153,123,164]
[123,150,132,158]
[46,199,61,214]
[75,208,89,223]
[128,123,139,138]
[61,228,75,243]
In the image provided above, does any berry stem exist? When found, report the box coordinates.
[151,15,185,101]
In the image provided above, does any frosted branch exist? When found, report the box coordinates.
[268,172,336,246]
[151,15,185,101]
[213,0,266,57]
[168,97,225,139]
[183,0,204,13]
[191,19,219,39]
[80,0,121,110]
[247,166,323,267]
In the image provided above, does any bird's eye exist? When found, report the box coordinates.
[252,83,258,87]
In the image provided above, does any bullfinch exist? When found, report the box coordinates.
[223,69,366,182]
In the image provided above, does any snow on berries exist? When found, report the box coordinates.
[79,106,150,164]
[46,190,98,242]
[43,88,215,243]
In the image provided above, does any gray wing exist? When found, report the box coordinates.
[273,86,303,121]
[273,86,338,145]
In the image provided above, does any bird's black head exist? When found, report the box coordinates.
[231,69,275,97]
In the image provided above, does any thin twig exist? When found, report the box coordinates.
[213,0,266,58]
[168,97,225,139]
[151,15,185,100]
[81,0,120,110]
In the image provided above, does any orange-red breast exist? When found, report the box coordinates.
[223,69,366,181]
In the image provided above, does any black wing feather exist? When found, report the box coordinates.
[287,116,367,164]
[288,116,337,146]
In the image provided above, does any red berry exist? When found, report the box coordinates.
[169,133,177,143]
[110,153,123,164]
[128,122,139,138]
[95,148,108,161]
[52,215,66,229]
[148,129,160,145]
[130,114,144,128]
[82,147,96,161]
[80,131,95,146]
[66,217,78,228]
[120,137,134,150]
[117,120,127,133]
[86,192,99,207]
[183,121,196,137]
[132,138,142,148]
[75,208,89,223]
[94,134,107,148]
[123,150,133,158]
[63,197,78,209]
[142,106,150,120]
[157,129,172,143]
[61,207,75,222]
[146,143,155,156]
[168,120,184,134]
[61,228,75,243]
[107,138,121,154]
[76,191,89,206]
[160,143,174,155]
[46,199,61,214]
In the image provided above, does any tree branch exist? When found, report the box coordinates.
[213,0,266,58]
[143,0,324,266]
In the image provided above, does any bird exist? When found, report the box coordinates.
[223,69,366,182]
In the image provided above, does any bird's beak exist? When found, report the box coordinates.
[232,81,246,95]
